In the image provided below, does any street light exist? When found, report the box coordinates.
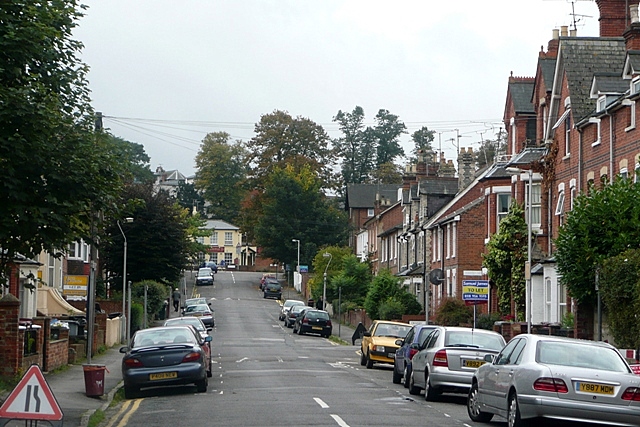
[117,217,133,344]
[292,239,300,272]
[322,252,332,310]
[506,166,532,334]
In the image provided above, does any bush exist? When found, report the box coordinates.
[129,303,144,335]
[475,312,501,330]
[378,298,404,320]
[434,298,473,326]
[131,281,171,326]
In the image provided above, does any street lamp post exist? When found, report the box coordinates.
[322,252,332,310]
[506,167,532,334]
[117,217,133,344]
[292,239,300,272]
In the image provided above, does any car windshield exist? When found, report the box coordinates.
[165,318,205,332]
[537,341,630,372]
[133,328,197,347]
[198,269,211,277]
[283,300,304,309]
[185,298,207,306]
[444,331,505,351]
[185,304,210,314]
[306,311,329,320]
[374,323,411,338]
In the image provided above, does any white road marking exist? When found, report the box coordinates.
[277,357,284,363]
[313,397,329,408]
[330,414,350,427]
[444,413,451,417]
[235,357,249,363]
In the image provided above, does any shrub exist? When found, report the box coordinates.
[434,298,473,326]
[475,312,501,330]
[378,298,404,320]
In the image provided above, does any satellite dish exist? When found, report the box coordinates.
[429,268,444,285]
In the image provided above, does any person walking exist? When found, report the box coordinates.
[172,287,181,312]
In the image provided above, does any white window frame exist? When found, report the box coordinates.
[527,182,542,231]
[224,232,233,246]
[632,77,640,95]
[446,224,451,259]
[558,282,568,322]
[545,278,552,323]
[510,116,516,154]
[452,222,457,259]
[367,208,374,217]
[625,100,636,132]
[211,232,218,245]
[224,253,233,264]
[596,96,606,112]
[497,193,511,227]
[564,111,571,156]
[555,190,565,216]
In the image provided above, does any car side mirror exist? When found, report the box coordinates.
[484,354,495,363]
[205,336,212,342]
[409,343,421,350]
[395,339,404,346]
[119,346,129,353]
[363,331,371,337]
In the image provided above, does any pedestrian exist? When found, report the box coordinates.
[172,287,181,312]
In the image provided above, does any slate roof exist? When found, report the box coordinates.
[418,177,459,196]
[592,73,628,94]
[539,58,557,93]
[509,147,546,166]
[623,50,640,77]
[345,184,399,209]
[204,219,239,231]
[509,80,535,114]
[559,37,626,123]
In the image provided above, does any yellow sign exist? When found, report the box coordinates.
[64,275,88,286]
[63,275,88,296]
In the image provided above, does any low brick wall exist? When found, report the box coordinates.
[47,335,69,372]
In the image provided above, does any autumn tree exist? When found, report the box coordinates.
[194,132,248,223]
[0,1,126,281]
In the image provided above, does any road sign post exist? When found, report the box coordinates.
[462,280,490,329]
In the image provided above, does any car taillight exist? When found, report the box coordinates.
[326,320,332,327]
[182,352,202,363]
[622,387,640,401]
[408,348,419,360]
[124,358,143,368]
[432,349,448,367]
[533,377,568,393]
[303,318,309,324]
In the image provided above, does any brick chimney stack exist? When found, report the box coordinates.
[457,147,475,190]
[624,4,640,50]
[596,0,629,37]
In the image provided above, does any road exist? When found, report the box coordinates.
[101,270,596,427]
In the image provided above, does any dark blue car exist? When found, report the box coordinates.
[393,324,436,387]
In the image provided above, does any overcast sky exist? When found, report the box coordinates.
[73,1,600,177]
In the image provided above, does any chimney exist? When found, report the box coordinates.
[560,25,568,37]
[457,147,475,191]
[416,149,427,177]
[541,29,560,58]
[624,4,640,50]
[596,0,629,37]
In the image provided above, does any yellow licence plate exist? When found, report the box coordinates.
[577,382,615,395]
[312,326,323,330]
[464,360,485,368]
[150,372,177,380]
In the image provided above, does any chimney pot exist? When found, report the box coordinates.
[552,28,559,40]
[560,25,568,37]
[632,4,640,24]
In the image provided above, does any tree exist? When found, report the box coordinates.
[410,126,435,162]
[307,246,353,303]
[555,177,640,306]
[364,269,421,320]
[483,203,527,318]
[0,1,125,281]
[194,132,248,223]
[176,181,205,216]
[245,110,336,190]
[372,109,406,167]
[370,162,403,184]
[253,165,349,267]
[333,106,375,186]
[330,254,372,308]
[434,298,474,326]
[475,133,505,170]
[105,134,154,184]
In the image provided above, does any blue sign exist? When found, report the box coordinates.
[462,280,489,303]
[299,265,308,273]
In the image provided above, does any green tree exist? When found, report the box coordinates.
[333,106,375,187]
[176,181,205,216]
[246,110,335,190]
[556,177,640,306]
[434,298,474,326]
[254,165,348,267]
[410,126,435,162]
[371,162,403,184]
[308,246,353,302]
[364,269,421,320]
[372,109,406,167]
[105,134,154,184]
[194,132,248,223]
[131,280,171,325]
[0,1,125,281]
[329,254,372,308]
[483,203,527,318]
[599,250,640,348]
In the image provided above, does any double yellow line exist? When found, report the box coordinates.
[103,398,143,427]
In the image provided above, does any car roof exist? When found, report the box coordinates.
[373,320,411,326]
[519,333,616,349]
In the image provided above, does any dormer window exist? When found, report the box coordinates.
[597,96,607,112]
[632,77,640,94]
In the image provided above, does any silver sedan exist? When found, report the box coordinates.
[467,334,640,427]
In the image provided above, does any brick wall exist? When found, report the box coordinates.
[0,294,21,376]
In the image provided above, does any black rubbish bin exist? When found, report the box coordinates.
[83,364,107,397]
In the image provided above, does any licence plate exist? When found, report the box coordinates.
[576,382,615,395]
[464,360,485,368]
[387,353,395,359]
[312,326,323,330]
[150,372,177,380]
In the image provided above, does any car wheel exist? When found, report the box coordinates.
[392,363,402,384]
[424,372,440,401]
[508,391,529,427]
[408,370,421,395]
[196,377,208,393]
[467,381,493,422]
[263,294,266,298]
[360,349,366,366]
[403,365,411,389]
[299,328,304,336]
[207,360,213,378]
[365,351,374,369]
[123,385,138,399]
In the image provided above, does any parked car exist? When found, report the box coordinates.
[408,326,506,400]
[120,325,211,398]
[205,261,218,273]
[263,281,282,299]
[162,318,212,376]
[279,299,305,321]
[183,303,215,328]
[181,297,210,312]
[260,275,279,291]
[360,320,412,369]
[293,309,332,337]
[195,267,214,286]
[467,334,640,427]
[393,324,437,386]
[284,304,310,328]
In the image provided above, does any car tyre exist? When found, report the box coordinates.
[392,364,402,384]
[403,365,411,389]
[299,328,305,336]
[196,377,208,393]
[508,391,529,427]
[360,349,366,366]
[365,351,374,369]
[123,385,138,399]
[424,372,440,401]
[207,360,213,378]
[467,381,493,422]
[408,370,421,395]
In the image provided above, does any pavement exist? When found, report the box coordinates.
[22,299,361,427]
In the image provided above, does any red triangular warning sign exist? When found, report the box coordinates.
[0,364,63,421]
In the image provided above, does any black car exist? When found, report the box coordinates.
[120,325,211,398]
[205,261,218,273]
[195,267,214,286]
[284,304,310,328]
[293,309,332,337]
[263,282,282,299]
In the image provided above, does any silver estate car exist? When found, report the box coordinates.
[409,326,506,400]
[467,334,640,427]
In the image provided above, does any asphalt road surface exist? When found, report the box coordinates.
[101,270,603,427]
